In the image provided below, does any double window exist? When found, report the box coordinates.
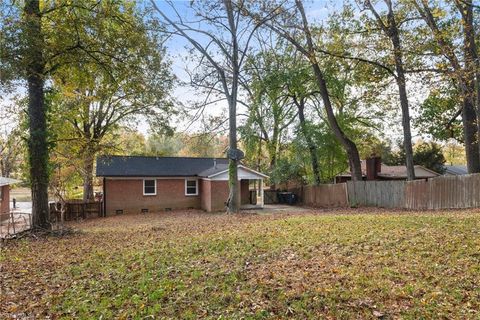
[143,179,156,195]
[185,179,198,196]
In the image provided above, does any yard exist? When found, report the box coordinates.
[1,208,480,319]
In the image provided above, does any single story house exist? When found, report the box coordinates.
[443,165,467,176]
[335,157,440,183]
[0,176,20,217]
[96,155,268,215]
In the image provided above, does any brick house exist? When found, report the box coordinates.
[0,177,20,218]
[96,155,268,215]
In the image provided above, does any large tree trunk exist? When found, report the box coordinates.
[295,0,363,181]
[310,63,363,181]
[461,96,480,172]
[24,0,50,229]
[227,93,240,212]
[462,0,480,164]
[386,3,416,181]
[82,146,95,201]
[225,0,240,213]
[296,97,321,185]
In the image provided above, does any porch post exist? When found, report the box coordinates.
[260,179,264,208]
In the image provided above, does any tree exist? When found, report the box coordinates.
[254,0,364,181]
[413,0,480,173]
[415,87,464,142]
[23,0,50,229]
[0,99,24,178]
[150,0,279,212]
[362,0,416,180]
[413,141,446,174]
[50,6,174,201]
[242,41,298,172]
[2,0,164,229]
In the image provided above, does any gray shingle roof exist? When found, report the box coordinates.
[444,165,468,175]
[96,155,230,177]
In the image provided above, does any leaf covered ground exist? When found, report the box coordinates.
[1,208,480,319]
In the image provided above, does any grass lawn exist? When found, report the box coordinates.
[1,209,480,319]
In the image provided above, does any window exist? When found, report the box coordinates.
[143,179,156,195]
[185,179,198,196]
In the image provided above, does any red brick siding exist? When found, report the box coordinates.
[0,185,10,214]
[105,179,201,215]
[210,180,229,212]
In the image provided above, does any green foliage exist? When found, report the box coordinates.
[413,141,447,173]
[293,121,348,183]
[414,88,463,142]
[269,157,306,186]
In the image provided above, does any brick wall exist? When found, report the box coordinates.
[104,178,251,214]
[105,179,201,215]
[210,180,229,212]
[0,185,10,214]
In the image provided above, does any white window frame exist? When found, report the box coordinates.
[143,179,157,196]
[185,179,198,196]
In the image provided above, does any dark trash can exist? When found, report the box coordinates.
[278,192,296,205]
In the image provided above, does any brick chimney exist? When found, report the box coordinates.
[366,156,381,180]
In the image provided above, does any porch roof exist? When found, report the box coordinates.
[0,177,21,187]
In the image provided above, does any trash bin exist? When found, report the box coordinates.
[278,192,296,205]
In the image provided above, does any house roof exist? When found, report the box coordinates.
[444,165,467,175]
[337,160,440,179]
[97,155,255,178]
[0,177,21,187]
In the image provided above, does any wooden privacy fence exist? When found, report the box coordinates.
[404,174,480,209]
[291,184,349,207]
[49,200,103,221]
[347,173,480,210]
[347,180,405,208]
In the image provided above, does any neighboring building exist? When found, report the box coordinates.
[0,177,20,216]
[335,157,440,183]
[96,155,268,215]
[443,165,468,176]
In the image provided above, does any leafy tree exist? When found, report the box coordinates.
[415,88,464,142]
[50,6,174,201]
[255,0,364,181]
[360,0,417,180]
[2,0,166,228]
[242,41,298,171]
[414,0,480,173]
[414,141,446,174]
[151,0,281,212]
[269,156,306,187]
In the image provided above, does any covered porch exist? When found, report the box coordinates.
[204,165,268,212]
[240,178,264,210]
